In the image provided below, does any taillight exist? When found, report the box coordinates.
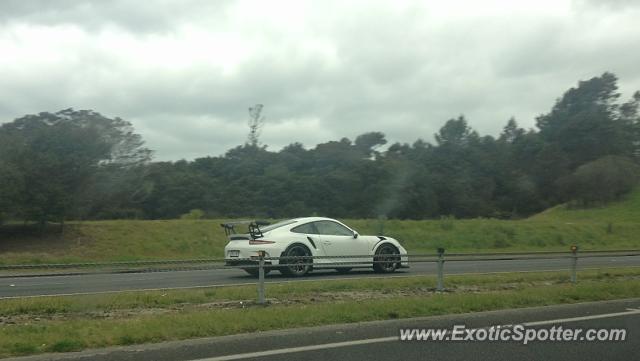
[249,239,276,245]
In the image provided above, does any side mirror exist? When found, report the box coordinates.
[353,232,359,239]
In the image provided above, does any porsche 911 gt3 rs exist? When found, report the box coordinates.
[223,217,409,276]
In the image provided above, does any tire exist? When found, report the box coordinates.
[335,268,352,274]
[243,268,271,277]
[373,243,400,273]
[279,244,312,277]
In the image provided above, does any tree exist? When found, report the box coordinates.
[141,161,212,219]
[435,116,478,147]
[0,109,152,224]
[619,91,640,160]
[536,72,635,167]
[499,118,525,144]
[354,132,387,158]
[0,133,25,223]
[5,72,638,223]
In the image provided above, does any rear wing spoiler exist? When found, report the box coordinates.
[220,220,270,239]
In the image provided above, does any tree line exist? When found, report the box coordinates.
[1,72,639,224]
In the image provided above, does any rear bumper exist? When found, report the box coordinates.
[225,259,273,267]
[224,243,284,266]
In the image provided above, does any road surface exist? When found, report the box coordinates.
[1,255,638,298]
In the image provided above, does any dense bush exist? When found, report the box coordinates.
[557,156,640,206]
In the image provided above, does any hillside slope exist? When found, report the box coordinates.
[1,192,639,264]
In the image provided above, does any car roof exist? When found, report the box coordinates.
[260,217,347,234]
[289,217,337,224]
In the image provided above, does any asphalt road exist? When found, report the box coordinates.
[1,255,638,298]
[241,299,640,361]
[6,298,639,361]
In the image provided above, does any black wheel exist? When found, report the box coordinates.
[279,244,312,277]
[335,268,352,274]
[373,244,400,273]
[243,268,271,277]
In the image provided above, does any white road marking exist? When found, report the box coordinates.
[522,308,640,326]
[19,282,68,286]
[187,308,640,361]
[189,336,397,361]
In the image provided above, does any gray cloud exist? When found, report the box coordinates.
[0,0,234,33]
[573,0,640,11]
[1,0,640,160]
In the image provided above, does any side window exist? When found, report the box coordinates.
[291,222,318,234]
[315,221,353,236]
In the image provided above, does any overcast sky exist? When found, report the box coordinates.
[1,0,639,160]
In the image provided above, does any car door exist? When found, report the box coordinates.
[290,221,322,253]
[314,221,365,262]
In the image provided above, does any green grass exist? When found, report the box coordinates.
[2,189,640,264]
[0,220,226,264]
[0,268,639,358]
[4,217,638,265]
[1,268,638,317]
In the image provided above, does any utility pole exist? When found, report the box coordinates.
[247,104,265,147]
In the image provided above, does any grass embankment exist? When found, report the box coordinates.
[1,189,640,264]
[1,268,639,357]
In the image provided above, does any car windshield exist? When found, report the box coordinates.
[260,219,297,232]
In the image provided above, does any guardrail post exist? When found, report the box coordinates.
[436,247,445,292]
[257,250,266,304]
[570,245,578,284]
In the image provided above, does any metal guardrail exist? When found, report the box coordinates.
[238,246,640,304]
[1,247,639,302]
[1,248,638,271]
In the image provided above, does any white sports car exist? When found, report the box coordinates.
[223,217,409,277]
